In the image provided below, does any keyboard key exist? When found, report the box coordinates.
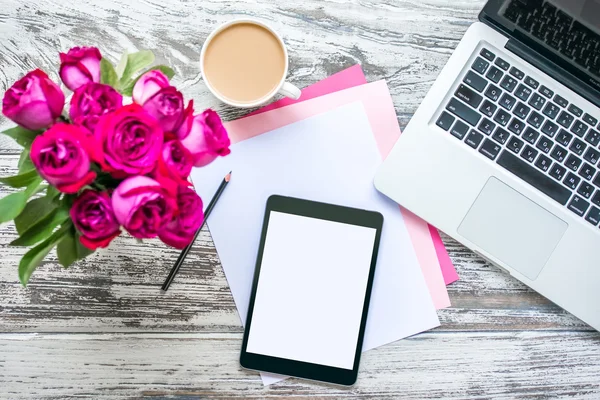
[478,118,496,135]
[500,75,518,92]
[494,109,511,126]
[536,136,553,154]
[568,195,590,217]
[578,182,594,199]
[509,67,524,80]
[463,71,487,92]
[542,102,560,119]
[529,93,546,110]
[479,138,501,160]
[527,111,544,128]
[492,127,510,144]
[554,95,568,108]
[450,120,469,139]
[535,154,552,172]
[583,113,598,126]
[465,130,484,149]
[486,66,503,84]
[455,84,483,108]
[579,162,597,181]
[447,98,481,126]
[556,129,573,146]
[585,206,600,226]
[485,84,502,101]
[480,48,495,61]
[570,120,589,137]
[569,138,587,156]
[513,102,531,119]
[592,190,600,206]
[584,147,600,165]
[557,111,575,128]
[541,120,559,137]
[551,145,568,162]
[507,136,524,154]
[499,93,516,111]
[539,85,554,98]
[568,104,583,117]
[480,100,497,118]
[524,76,539,89]
[495,57,510,71]
[436,112,455,130]
[521,144,538,163]
[565,154,583,172]
[508,118,526,135]
[594,172,600,188]
[497,151,571,205]
[564,172,581,190]
[550,163,567,181]
[515,84,532,101]
[472,57,490,74]
[522,127,540,144]
[585,129,600,146]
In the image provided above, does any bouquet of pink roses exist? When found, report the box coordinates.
[0,47,230,286]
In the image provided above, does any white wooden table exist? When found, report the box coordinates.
[1,0,600,398]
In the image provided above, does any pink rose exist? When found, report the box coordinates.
[159,185,204,249]
[70,190,121,250]
[69,82,123,134]
[30,123,96,193]
[178,109,231,167]
[132,70,170,105]
[59,47,102,91]
[112,176,177,239]
[142,86,184,133]
[157,140,193,182]
[94,104,163,177]
[1,69,65,130]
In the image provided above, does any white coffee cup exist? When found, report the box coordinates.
[200,18,301,108]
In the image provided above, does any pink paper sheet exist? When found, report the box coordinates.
[246,64,458,286]
[225,80,451,309]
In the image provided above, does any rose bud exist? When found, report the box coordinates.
[178,109,231,167]
[141,86,184,133]
[69,82,123,134]
[112,175,177,239]
[132,70,170,105]
[94,104,163,177]
[1,69,65,130]
[159,185,204,249]
[59,46,102,91]
[30,123,96,193]
[70,190,121,250]
[157,140,194,182]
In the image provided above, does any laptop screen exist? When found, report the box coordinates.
[482,0,600,97]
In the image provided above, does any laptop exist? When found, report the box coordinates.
[374,0,600,330]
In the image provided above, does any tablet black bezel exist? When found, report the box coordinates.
[240,195,383,386]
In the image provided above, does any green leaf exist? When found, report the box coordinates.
[0,126,41,148]
[0,177,41,224]
[119,50,155,87]
[100,58,119,88]
[14,195,58,234]
[115,51,128,79]
[46,185,60,200]
[10,207,70,247]
[0,169,39,188]
[57,226,94,268]
[18,149,35,173]
[120,65,175,97]
[18,222,71,287]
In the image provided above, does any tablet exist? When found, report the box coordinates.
[240,195,383,386]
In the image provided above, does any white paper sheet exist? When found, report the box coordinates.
[190,103,440,385]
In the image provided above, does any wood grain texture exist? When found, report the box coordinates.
[0,0,599,398]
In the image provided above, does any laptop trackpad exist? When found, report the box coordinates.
[457,177,568,280]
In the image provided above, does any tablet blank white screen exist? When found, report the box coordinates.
[246,211,377,370]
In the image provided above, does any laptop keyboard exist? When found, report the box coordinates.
[503,0,600,79]
[436,47,600,227]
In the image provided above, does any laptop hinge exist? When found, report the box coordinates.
[505,37,600,109]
